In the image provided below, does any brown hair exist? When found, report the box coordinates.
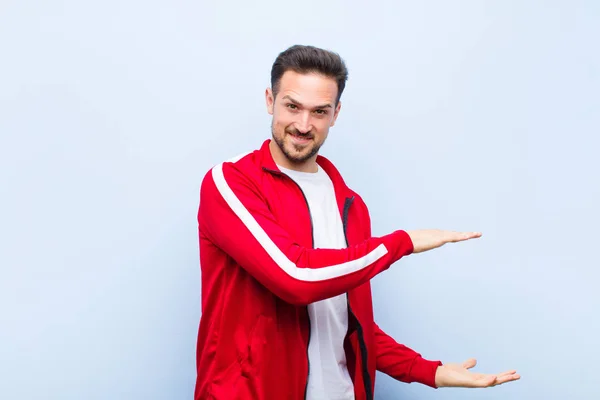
[270,45,348,104]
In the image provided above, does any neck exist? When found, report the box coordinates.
[269,140,318,173]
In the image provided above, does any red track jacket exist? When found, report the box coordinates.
[195,140,442,399]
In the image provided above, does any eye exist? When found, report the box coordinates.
[314,109,328,115]
[286,103,298,110]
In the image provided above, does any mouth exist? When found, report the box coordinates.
[287,131,313,145]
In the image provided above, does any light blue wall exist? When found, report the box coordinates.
[1,1,598,399]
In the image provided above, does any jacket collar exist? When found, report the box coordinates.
[258,139,353,198]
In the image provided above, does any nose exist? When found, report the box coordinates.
[295,111,313,134]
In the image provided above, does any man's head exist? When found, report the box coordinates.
[266,45,348,171]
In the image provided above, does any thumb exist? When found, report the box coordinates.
[462,358,477,369]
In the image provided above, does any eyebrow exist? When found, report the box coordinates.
[281,95,333,109]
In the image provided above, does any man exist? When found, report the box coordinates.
[194,45,519,400]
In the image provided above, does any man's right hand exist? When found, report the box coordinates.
[406,229,482,253]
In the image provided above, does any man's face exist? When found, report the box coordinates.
[266,71,341,166]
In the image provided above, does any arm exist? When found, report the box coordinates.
[374,325,522,389]
[374,323,442,388]
[199,162,414,305]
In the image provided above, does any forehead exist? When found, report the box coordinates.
[277,70,338,105]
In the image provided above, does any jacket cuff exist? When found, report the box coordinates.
[410,356,443,388]
[385,230,414,261]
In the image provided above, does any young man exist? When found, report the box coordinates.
[194,45,519,400]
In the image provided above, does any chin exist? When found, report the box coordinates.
[283,144,314,163]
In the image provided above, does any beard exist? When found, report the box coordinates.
[272,125,324,164]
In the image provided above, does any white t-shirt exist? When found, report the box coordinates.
[278,165,355,400]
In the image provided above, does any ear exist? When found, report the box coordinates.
[266,88,275,115]
[330,101,342,127]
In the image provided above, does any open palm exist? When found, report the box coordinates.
[435,358,520,388]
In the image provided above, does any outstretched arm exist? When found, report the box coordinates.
[374,325,521,389]
[200,161,481,306]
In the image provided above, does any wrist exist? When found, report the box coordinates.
[434,364,446,388]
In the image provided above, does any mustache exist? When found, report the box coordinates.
[285,128,313,138]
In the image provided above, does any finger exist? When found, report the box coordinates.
[493,373,521,386]
[497,370,518,377]
[449,231,482,242]
[462,358,477,369]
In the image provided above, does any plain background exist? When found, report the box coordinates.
[1,1,598,399]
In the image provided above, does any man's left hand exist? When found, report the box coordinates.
[435,358,520,388]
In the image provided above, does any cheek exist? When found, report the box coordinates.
[273,117,286,130]
[273,114,293,131]
[313,119,331,135]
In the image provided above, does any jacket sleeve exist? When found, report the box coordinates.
[198,161,414,305]
[374,322,442,388]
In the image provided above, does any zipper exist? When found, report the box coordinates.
[342,196,354,237]
[263,167,313,399]
[347,305,373,400]
[343,196,373,400]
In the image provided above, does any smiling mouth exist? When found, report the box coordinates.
[287,131,313,143]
